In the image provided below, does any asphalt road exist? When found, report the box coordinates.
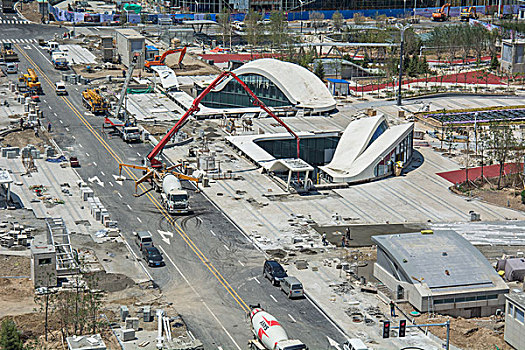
[9,27,348,349]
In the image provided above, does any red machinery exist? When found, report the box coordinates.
[146,70,300,169]
[144,47,187,71]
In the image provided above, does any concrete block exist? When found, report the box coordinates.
[125,317,139,330]
[2,147,20,157]
[93,208,101,221]
[120,306,129,321]
[143,306,152,322]
[6,151,17,159]
[120,328,135,342]
[81,188,94,201]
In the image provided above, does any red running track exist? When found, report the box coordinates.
[437,163,523,184]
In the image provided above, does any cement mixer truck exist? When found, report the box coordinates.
[160,174,190,214]
[248,306,307,350]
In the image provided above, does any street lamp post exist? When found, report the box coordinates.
[299,0,304,34]
[396,23,411,106]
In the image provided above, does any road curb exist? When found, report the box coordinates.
[14,1,32,24]
[303,291,350,340]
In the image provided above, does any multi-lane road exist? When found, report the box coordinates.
[6,21,347,349]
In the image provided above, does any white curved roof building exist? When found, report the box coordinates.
[199,58,336,113]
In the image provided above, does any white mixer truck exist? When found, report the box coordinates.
[248,306,307,350]
[160,174,190,214]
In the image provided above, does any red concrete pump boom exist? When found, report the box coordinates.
[147,71,300,168]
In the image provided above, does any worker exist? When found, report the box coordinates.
[122,69,126,78]
[34,127,39,137]
[346,227,351,240]
[341,236,346,248]
[322,233,328,246]
[19,118,24,129]
[390,300,396,317]
[47,122,52,133]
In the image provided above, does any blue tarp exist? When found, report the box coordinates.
[327,78,351,84]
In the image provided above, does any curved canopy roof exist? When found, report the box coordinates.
[215,58,336,113]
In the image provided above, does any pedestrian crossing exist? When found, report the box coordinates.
[0,38,37,44]
[0,19,30,24]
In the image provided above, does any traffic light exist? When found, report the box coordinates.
[399,319,407,337]
[382,320,390,338]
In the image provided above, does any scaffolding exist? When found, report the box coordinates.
[45,218,79,276]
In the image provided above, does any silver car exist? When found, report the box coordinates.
[280,276,303,299]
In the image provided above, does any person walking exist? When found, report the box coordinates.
[322,233,328,246]
[341,236,346,248]
[346,227,351,240]
[390,300,396,317]
[47,122,52,133]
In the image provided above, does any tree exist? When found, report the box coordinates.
[490,54,499,71]
[332,11,344,32]
[310,11,325,34]
[486,123,518,189]
[353,12,364,26]
[269,10,289,51]
[0,318,24,350]
[314,61,325,80]
[217,8,231,48]
[245,10,262,50]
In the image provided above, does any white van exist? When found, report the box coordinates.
[280,276,304,299]
[343,339,369,350]
[55,81,67,95]
[6,62,17,74]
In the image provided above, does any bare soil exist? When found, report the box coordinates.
[166,53,221,76]
[1,128,53,152]
[18,1,41,23]
[0,255,37,318]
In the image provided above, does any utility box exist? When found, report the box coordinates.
[120,306,129,322]
[501,39,525,74]
[30,236,57,288]
[115,28,144,68]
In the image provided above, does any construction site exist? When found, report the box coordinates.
[2,2,525,350]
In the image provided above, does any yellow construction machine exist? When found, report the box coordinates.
[81,88,109,114]
[18,68,42,93]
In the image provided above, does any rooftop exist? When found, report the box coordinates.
[66,334,106,350]
[506,289,525,308]
[372,230,505,292]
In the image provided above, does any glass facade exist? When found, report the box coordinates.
[256,136,340,167]
[199,74,292,109]
[374,132,413,178]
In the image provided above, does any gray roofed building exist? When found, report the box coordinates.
[373,230,509,318]
[504,290,525,350]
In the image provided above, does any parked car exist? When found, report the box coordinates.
[69,156,80,167]
[141,246,164,267]
[5,63,17,74]
[263,260,287,286]
[280,276,304,299]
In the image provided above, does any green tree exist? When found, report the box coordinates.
[310,11,325,34]
[490,54,499,71]
[217,8,231,48]
[0,318,24,350]
[486,123,518,189]
[314,61,325,80]
[245,10,262,49]
[332,11,344,32]
[269,10,288,51]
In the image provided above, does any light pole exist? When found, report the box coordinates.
[194,0,198,13]
[396,22,411,106]
[299,0,304,34]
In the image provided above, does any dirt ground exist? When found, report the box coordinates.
[18,1,41,23]
[0,255,37,319]
[166,53,221,76]
[1,128,53,152]
[413,313,511,350]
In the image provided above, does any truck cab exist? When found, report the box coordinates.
[51,51,69,70]
[162,189,189,214]
[121,126,141,142]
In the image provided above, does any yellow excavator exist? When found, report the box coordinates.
[81,88,109,114]
[460,6,478,21]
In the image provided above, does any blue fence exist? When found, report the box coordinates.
[48,4,519,24]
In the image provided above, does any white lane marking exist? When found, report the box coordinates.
[238,260,245,267]
[117,192,123,198]
[270,294,278,303]
[127,204,132,211]
[188,331,195,341]
[137,217,142,223]
[93,161,97,166]
[59,119,63,124]
[253,277,260,284]
[109,182,113,187]
[223,244,230,251]
[53,112,57,116]
[158,245,242,350]
[288,314,296,323]
[65,127,70,131]
[72,135,76,139]
[78,143,83,148]
[210,229,216,236]
[136,152,141,156]
[100,171,105,176]
[128,144,132,148]
[85,152,90,157]
[48,105,52,110]
[33,44,54,66]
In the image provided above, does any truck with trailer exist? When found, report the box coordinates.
[51,52,69,70]
[103,117,141,143]
[248,306,307,350]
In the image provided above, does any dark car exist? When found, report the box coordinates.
[142,246,164,267]
[263,260,288,286]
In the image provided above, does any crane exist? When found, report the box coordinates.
[114,52,140,121]
[432,3,451,21]
[146,70,300,169]
[144,47,187,71]
[119,70,300,194]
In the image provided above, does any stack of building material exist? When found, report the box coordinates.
[1,147,20,158]
[0,222,34,248]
